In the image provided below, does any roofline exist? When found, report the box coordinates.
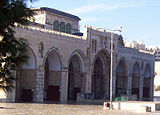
[37,7,81,21]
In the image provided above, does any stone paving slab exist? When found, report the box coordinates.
[0,102,160,115]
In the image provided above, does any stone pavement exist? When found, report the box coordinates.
[0,102,160,115]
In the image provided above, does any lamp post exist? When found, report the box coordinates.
[110,26,122,110]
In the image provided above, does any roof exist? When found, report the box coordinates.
[40,7,81,21]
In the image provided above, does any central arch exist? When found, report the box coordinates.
[92,49,110,99]
[68,52,84,101]
[131,62,140,99]
[44,49,62,101]
[116,58,128,96]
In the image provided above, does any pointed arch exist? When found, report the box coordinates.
[16,47,37,101]
[67,49,85,100]
[143,63,152,100]
[115,57,128,96]
[43,47,63,101]
[67,49,86,71]
[43,47,64,69]
[131,61,141,99]
[91,48,110,99]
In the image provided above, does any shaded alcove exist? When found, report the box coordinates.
[44,50,62,101]
[116,59,128,96]
[68,54,84,100]
[143,64,151,100]
[16,48,36,102]
[91,50,110,99]
[131,63,140,99]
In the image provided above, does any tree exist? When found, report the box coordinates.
[0,0,35,92]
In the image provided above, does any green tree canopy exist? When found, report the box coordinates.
[0,0,35,92]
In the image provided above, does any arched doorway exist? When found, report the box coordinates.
[92,50,110,99]
[44,50,62,101]
[116,59,128,96]
[16,48,36,101]
[68,54,83,100]
[131,63,140,99]
[143,64,151,100]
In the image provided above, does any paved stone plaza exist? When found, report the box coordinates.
[0,102,160,115]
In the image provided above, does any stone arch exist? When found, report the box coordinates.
[131,61,141,99]
[43,47,63,101]
[67,50,85,100]
[115,57,128,96]
[16,47,37,101]
[67,49,85,71]
[143,63,152,100]
[43,47,64,69]
[91,49,110,99]
[92,48,110,66]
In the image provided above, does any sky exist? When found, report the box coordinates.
[28,0,160,47]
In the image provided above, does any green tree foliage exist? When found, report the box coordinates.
[0,0,35,92]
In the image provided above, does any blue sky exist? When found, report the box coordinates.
[28,0,160,47]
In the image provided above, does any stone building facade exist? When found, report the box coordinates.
[3,7,155,102]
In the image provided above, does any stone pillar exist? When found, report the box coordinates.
[81,72,86,93]
[33,65,44,102]
[139,74,144,101]
[85,72,92,93]
[150,77,154,100]
[128,74,132,94]
[60,69,68,102]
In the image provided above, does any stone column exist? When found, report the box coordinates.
[85,72,92,93]
[128,74,132,94]
[81,72,86,93]
[150,77,154,100]
[60,69,68,102]
[33,65,44,102]
[139,74,144,101]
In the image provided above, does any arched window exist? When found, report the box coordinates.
[53,20,59,31]
[66,23,71,34]
[60,22,65,32]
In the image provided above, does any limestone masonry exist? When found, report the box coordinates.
[1,7,155,102]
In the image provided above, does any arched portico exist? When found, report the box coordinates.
[131,62,140,99]
[116,58,128,96]
[44,49,62,101]
[143,64,151,100]
[91,49,110,99]
[16,47,36,102]
[67,52,84,100]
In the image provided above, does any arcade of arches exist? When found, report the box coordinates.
[16,48,153,102]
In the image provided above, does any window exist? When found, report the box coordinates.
[60,22,65,32]
[66,23,71,34]
[53,20,59,31]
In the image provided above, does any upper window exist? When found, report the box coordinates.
[66,23,71,34]
[60,22,65,32]
[53,20,59,31]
